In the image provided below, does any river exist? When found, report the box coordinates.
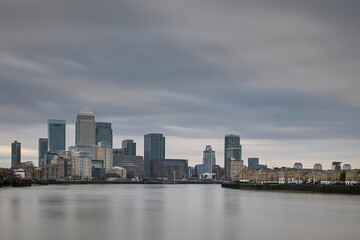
[1,184,359,240]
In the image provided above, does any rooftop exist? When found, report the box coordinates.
[78,106,94,116]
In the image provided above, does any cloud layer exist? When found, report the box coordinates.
[1,0,360,168]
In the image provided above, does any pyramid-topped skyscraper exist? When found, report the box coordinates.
[76,106,96,145]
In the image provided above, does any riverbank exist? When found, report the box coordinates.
[222,182,360,194]
[0,179,32,187]
[47,180,221,185]
[1,180,221,187]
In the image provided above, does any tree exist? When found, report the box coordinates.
[340,171,346,182]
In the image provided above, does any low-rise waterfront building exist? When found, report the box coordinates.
[233,167,347,184]
[227,158,246,181]
[212,165,224,180]
[72,151,92,179]
[152,159,188,180]
[345,170,360,182]
[0,168,15,182]
[108,166,126,180]
[195,164,207,176]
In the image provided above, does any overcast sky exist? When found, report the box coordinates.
[1,0,360,169]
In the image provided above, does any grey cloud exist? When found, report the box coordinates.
[0,0,360,167]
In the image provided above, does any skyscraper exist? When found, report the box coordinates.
[48,119,66,153]
[203,145,216,173]
[144,133,165,177]
[38,138,48,166]
[122,139,136,156]
[76,106,96,145]
[96,122,113,147]
[224,134,242,178]
[11,140,21,168]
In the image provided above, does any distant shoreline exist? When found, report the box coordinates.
[0,179,221,188]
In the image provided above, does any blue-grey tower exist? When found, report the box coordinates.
[96,122,113,148]
[122,139,136,156]
[48,119,66,153]
[38,138,48,166]
[248,158,259,170]
[11,140,21,168]
[144,133,165,177]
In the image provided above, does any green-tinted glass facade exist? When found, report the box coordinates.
[144,133,165,177]
[48,119,66,153]
[96,122,113,147]
[38,138,48,166]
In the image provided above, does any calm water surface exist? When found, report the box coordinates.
[1,184,359,240]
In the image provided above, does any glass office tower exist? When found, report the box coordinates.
[144,133,165,177]
[224,134,242,177]
[48,119,66,152]
[96,122,113,147]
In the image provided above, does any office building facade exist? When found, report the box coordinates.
[224,134,242,178]
[96,122,113,147]
[248,158,259,170]
[203,145,216,173]
[113,148,123,167]
[48,119,66,153]
[117,155,145,179]
[195,164,207,176]
[152,159,188,180]
[69,145,97,160]
[76,107,96,145]
[72,151,92,179]
[122,139,136,156]
[97,142,113,173]
[144,133,165,177]
[11,140,21,168]
[38,138,48,166]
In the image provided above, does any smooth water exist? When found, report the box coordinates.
[0,184,359,240]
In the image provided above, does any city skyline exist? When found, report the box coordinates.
[0,108,356,170]
[1,1,360,169]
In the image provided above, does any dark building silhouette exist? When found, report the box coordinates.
[224,134,242,178]
[152,159,188,180]
[122,139,136,156]
[332,162,342,171]
[38,138,48,166]
[248,158,259,170]
[11,140,21,168]
[96,122,113,147]
[48,119,66,152]
[144,133,165,177]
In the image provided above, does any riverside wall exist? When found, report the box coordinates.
[222,182,360,194]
